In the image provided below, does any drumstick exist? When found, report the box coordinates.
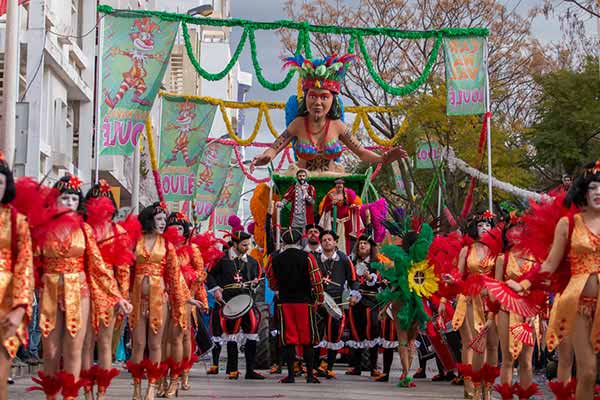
[337,301,350,306]
[323,280,342,287]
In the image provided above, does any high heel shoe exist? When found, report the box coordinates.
[180,372,191,391]
[132,381,142,400]
[164,378,179,398]
[144,383,157,400]
[155,378,167,398]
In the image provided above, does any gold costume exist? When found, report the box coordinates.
[93,223,130,330]
[38,222,123,338]
[0,205,34,358]
[176,243,207,329]
[547,213,600,352]
[502,251,535,360]
[453,244,496,333]
[130,236,187,334]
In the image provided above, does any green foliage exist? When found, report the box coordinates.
[528,58,600,176]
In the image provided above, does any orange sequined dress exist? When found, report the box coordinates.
[452,243,496,333]
[130,236,187,334]
[38,222,123,338]
[0,205,34,358]
[547,213,600,352]
[502,251,535,360]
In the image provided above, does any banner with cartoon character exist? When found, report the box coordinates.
[159,95,217,201]
[99,13,178,155]
[194,140,232,221]
[211,167,245,231]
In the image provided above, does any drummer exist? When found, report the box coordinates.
[315,230,360,379]
[266,228,324,384]
[347,234,384,378]
[303,223,324,255]
[206,230,265,380]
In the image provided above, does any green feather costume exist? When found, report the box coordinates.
[374,223,434,331]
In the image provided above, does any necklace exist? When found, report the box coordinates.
[304,117,330,137]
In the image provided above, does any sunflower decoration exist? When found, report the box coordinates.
[374,221,434,331]
[407,259,439,298]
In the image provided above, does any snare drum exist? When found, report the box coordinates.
[322,293,343,320]
[222,294,254,320]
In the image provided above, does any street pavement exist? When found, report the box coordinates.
[8,358,552,400]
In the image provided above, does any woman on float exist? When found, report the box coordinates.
[507,161,600,399]
[251,53,407,174]
[0,154,34,400]
[126,203,189,400]
[448,211,499,400]
[31,175,131,400]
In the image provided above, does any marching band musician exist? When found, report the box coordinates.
[315,230,360,378]
[206,230,264,380]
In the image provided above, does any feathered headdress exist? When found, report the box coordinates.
[282,52,358,94]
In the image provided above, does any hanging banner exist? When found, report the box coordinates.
[391,161,407,196]
[99,14,179,155]
[194,141,232,221]
[444,37,487,116]
[212,167,246,232]
[159,96,217,201]
[415,140,441,169]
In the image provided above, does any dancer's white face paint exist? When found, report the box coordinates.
[57,193,80,211]
[587,181,600,211]
[477,221,491,237]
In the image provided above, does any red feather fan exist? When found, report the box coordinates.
[428,232,464,275]
[513,193,577,262]
[510,322,535,346]
[483,276,543,318]
[468,325,489,354]
[163,225,185,247]
[479,225,504,256]
[459,273,488,297]
[191,231,225,270]
[85,197,115,234]
[12,177,81,248]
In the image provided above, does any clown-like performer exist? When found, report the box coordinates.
[251,53,407,175]
[0,155,34,400]
[24,175,131,400]
[81,180,139,400]
[104,17,163,108]
[163,101,204,167]
[507,161,600,399]
[126,202,189,400]
[448,211,500,400]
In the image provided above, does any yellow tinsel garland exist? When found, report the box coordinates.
[159,92,409,147]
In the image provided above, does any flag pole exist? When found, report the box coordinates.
[484,38,493,211]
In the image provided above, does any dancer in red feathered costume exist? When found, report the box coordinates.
[0,155,34,400]
[18,175,131,400]
[443,211,500,400]
[127,202,190,400]
[505,163,600,399]
[474,213,543,400]
[157,212,208,397]
[80,180,140,400]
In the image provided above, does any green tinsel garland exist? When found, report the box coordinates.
[98,5,489,94]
